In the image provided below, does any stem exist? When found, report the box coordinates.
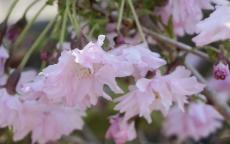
[59,3,68,46]
[117,0,125,32]
[18,15,57,70]
[13,4,47,50]
[143,27,210,60]
[127,0,146,42]
[4,0,19,23]
[67,1,80,36]
[23,0,40,18]
[71,0,80,36]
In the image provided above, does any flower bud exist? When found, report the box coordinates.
[213,62,229,80]
[40,51,49,61]
[7,17,27,43]
[114,35,125,47]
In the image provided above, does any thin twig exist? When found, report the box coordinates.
[117,0,125,32]
[143,27,209,61]
[127,0,146,42]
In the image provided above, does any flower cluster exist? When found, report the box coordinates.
[0,34,206,144]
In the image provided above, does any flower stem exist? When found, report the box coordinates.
[4,0,19,23]
[12,4,47,50]
[117,0,125,32]
[67,0,80,36]
[59,2,68,46]
[71,0,80,36]
[18,15,57,70]
[23,0,40,18]
[127,0,146,42]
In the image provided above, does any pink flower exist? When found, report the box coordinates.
[192,6,230,46]
[13,101,84,144]
[0,45,9,76]
[164,66,205,110]
[156,0,213,36]
[0,89,22,127]
[24,35,132,108]
[208,76,230,105]
[213,62,229,80]
[163,103,223,141]
[114,85,156,123]
[105,115,136,144]
[115,66,205,123]
[111,43,166,79]
[0,70,37,128]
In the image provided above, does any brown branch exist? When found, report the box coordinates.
[142,27,210,61]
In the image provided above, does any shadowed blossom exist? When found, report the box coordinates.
[163,103,223,141]
[105,115,136,144]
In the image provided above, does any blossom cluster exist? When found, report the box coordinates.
[0,34,209,144]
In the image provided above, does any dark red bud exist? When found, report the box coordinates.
[40,51,49,61]
[114,35,125,47]
[7,17,27,42]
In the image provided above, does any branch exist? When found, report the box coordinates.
[142,27,209,61]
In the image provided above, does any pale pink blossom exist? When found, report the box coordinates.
[23,35,132,108]
[208,76,230,104]
[164,103,223,141]
[13,101,84,144]
[0,70,37,127]
[105,115,136,144]
[192,6,230,46]
[0,89,22,127]
[0,70,84,144]
[114,85,156,123]
[0,45,9,76]
[115,66,205,123]
[111,43,166,79]
[164,66,205,110]
[156,0,213,36]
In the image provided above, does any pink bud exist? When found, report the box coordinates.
[213,62,229,80]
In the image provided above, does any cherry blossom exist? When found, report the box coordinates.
[111,43,166,79]
[192,5,230,46]
[156,0,213,36]
[105,115,136,144]
[164,103,223,141]
[115,66,205,123]
[23,35,132,109]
